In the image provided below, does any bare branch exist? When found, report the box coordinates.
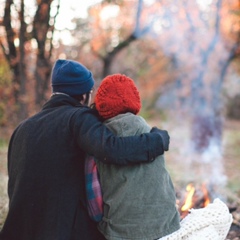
[102,34,137,77]
[48,0,60,59]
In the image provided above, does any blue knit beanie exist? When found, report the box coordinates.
[51,59,95,96]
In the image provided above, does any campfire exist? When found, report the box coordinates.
[176,182,240,239]
[179,182,211,218]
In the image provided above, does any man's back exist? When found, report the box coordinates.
[1,95,104,240]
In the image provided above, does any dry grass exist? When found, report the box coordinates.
[223,120,240,195]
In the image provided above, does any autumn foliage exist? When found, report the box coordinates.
[0,0,239,143]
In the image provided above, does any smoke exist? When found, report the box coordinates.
[137,0,238,188]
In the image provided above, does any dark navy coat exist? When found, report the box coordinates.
[0,94,164,240]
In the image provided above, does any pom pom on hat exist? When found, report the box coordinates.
[51,59,94,96]
[95,74,141,119]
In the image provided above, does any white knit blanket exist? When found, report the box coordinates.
[159,198,233,240]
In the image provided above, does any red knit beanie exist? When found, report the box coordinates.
[95,74,141,120]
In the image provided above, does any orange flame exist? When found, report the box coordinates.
[201,183,210,207]
[180,182,211,216]
[181,183,195,211]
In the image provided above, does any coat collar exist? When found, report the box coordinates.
[42,94,82,110]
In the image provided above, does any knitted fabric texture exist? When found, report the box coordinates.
[159,198,233,240]
[51,59,94,96]
[95,74,141,119]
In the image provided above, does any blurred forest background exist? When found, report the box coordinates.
[0,0,240,238]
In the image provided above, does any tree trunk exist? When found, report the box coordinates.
[3,0,19,101]
[33,0,53,107]
[4,0,28,120]
[18,0,28,120]
[34,57,52,107]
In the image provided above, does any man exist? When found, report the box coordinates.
[0,59,170,240]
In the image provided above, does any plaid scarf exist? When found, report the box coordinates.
[85,155,103,222]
